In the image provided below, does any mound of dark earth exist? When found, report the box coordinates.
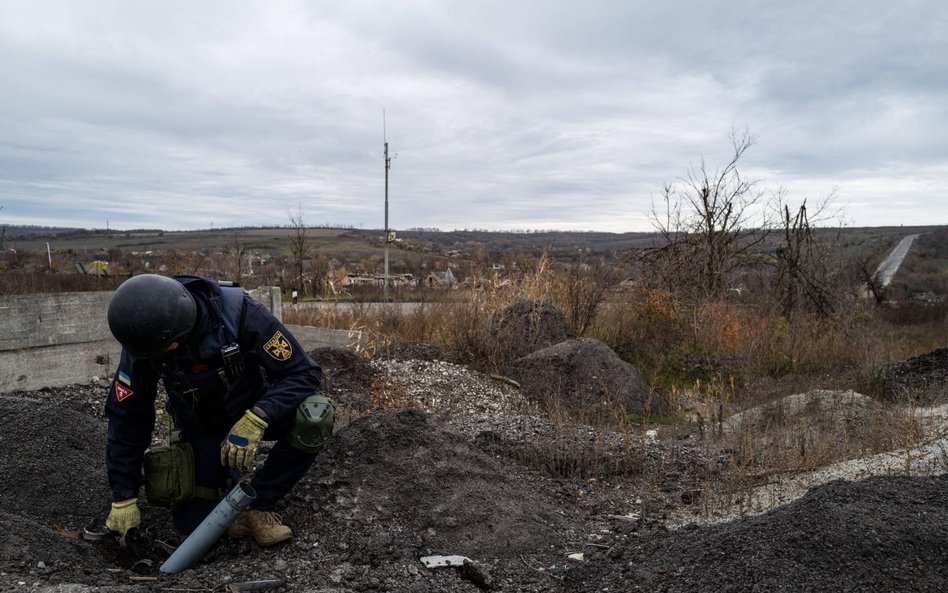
[0,396,110,527]
[374,341,444,362]
[293,408,573,560]
[3,380,946,593]
[0,391,578,591]
[567,474,948,593]
[505,338,665,419]
[460,300,568,369]
[308,346,375,411]
[881,346,948,404]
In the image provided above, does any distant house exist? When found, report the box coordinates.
[424,268,458,288]
[342,273,415,288]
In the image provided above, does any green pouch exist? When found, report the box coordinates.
[143,442,195,507]
[287,395,335,454]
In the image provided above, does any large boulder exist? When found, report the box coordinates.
[460,300,568,370]
[505,337,664,420]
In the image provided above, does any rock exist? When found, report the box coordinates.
[457,560,493,590]
[505,337,664,419]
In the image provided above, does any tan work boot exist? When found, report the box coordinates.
[228,509,293,546]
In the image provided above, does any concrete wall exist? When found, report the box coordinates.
[0,287,363,394]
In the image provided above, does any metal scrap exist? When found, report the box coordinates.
[420,555,471,568]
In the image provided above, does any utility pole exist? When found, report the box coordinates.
[383,110,394,300]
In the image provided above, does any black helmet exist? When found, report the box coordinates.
[108,274,197,358]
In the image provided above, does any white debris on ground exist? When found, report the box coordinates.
[671,397,948,529]
[368,358,692,466]
[373,358,948,534]
[720,389,874,434]
[369,358,529,417]
[671,436,948,528]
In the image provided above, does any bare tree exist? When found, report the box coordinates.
[856,257,887,304]
[288,205,308,296]
[771,197,841,317]
[645,129,773,299]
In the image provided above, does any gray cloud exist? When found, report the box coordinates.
[0,0,945,231]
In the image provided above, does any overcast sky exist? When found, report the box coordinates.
[1,1,946,232]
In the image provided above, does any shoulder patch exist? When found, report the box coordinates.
[117,371,131,386]
[264,331,293,361]
[115,383,134,402]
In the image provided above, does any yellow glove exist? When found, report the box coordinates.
[221,410,268,470]
[105,498,141,547]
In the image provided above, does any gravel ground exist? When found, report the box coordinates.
[3,355,948,592]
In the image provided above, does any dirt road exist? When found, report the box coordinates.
[874,233,920,287]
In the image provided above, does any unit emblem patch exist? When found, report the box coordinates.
[115,383,134,402]
[264,331,293,361]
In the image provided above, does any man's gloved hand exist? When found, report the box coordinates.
[221,409,268,470]
[105,498,141,546]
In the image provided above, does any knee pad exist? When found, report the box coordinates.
[286,394,335,454]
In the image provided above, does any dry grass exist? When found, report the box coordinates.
[368,376,419,410]
[285,265,946,504]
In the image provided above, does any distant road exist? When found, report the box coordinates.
[289,301,430,313]
[873,234,920,287]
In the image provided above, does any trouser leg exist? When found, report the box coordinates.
[249,440,317,511]
[171,431,238,536]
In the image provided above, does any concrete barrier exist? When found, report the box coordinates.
[0,287,363,394]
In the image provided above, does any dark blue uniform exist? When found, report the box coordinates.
[105,276,322,534]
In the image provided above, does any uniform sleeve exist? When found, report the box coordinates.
[104,351,159,501]
[240,300,322,422]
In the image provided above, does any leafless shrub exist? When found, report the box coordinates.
[770,197,844,318]
[552,257,620,336]
[643,129,774,301]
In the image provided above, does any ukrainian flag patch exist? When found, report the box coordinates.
[117,371,131,386]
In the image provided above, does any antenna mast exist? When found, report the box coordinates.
[383,109,393,300]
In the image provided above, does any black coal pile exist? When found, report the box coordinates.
[308,346,375,411]
[294,408,573,560]
[0,388,580,592]
[374,341,444,362]
[3,380,946,593]
[567,475,948,593]
[881,346,948,404]
[0,395,110,527]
